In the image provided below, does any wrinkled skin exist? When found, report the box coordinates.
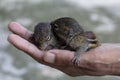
[8,22,120,76]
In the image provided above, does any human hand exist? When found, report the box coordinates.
[8,22,120,76]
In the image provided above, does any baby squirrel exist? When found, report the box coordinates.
[51,17,100,66]
[30,22,58,50]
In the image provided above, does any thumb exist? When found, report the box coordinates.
[43,49,74,65]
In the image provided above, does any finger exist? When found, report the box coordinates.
[8,34,44,62]
[43,49,74,66]
[8,22,32,40]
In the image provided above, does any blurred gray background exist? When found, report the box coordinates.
[0,0,120,80]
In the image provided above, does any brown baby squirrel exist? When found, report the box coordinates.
[29,22,58,50]
[51,17,100,66]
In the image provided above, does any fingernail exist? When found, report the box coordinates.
[10,22,18,27]
[44,52,55,63]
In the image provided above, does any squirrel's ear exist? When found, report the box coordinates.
[50,21,54,26]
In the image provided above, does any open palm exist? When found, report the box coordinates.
[8,22,120,76]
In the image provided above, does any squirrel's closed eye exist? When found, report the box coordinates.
[54,24,59,30]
